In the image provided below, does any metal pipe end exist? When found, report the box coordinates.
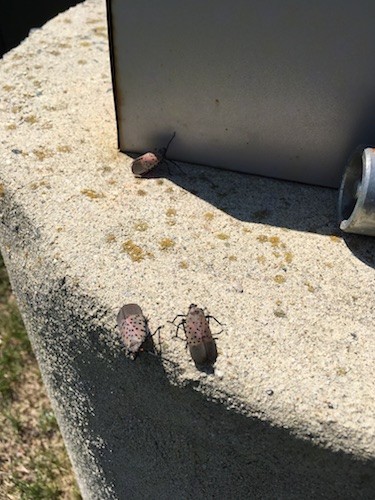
[338,146,375,236]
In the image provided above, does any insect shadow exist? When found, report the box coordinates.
[169,304,223,373]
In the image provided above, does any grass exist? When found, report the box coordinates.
[0,251,81,498]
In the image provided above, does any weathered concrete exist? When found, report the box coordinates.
[0,0,375,498]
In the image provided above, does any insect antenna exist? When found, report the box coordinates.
[164,132,176,154]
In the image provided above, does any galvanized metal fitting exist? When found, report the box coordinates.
[338,147,375,236]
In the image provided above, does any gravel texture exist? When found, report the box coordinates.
[0,0,374,497]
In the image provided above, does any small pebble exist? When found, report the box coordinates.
[266,389,274,396]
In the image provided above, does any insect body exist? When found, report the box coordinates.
[173,304,221,366]
[117,303,154,359]
[131,132,176,177]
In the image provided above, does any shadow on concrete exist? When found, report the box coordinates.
[29,282,375,499]
[142,161,340,237]
[0,0,84,57]
[342,233,375,269]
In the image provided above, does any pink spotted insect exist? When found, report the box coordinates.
[117,303,160,359]
[131,132,176,177]
[171,304,222,367]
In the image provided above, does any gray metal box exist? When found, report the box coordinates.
[107,1,375,187]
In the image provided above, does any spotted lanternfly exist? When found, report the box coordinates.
[172,304,222,366]
[131,132,176,177]
[117,303,159,359]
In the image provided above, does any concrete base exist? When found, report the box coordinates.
[1,0,375,497]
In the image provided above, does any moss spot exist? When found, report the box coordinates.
[12,105,22,114]
[179,261,188,269]
[3,85,14,92]
[204,212,214,221]
[78,59,87,65]
[106,234,116,243]
[269,236,281,247]
[274,309,287,318]
[137,189,147,196]
[166,208,177,217]
[0,183,5,197]
[257,255,266,265]
[165,187,173,193]
[29,180,51,190]
[57,145,72,153]
[336,367,347,376]
[134,221,148,232]
[285,252,293,264]
[6,124,16,130]
[56,227,64,233]
[242,227,252,233]
[49,50,61,56]
[304,282,315,293]
[257,235,268,243]
[92,26,107,38]
[122,240,145,262]
[58,42,71,49]
[157,179,164,185]
[81,189,104,199]
[24,115,38,124]
[274,274,286,284]
[33,148,53,161]
[216,233,229,240]
[330,235,341,243]
[80,41,91,47]
[159,238,175,250]
[228,255,237,261]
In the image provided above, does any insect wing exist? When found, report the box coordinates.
[185,304,218,365]
[117,304,148,357]
[202,321,217,364]
[131,152,159,177]
[117,303,143,323]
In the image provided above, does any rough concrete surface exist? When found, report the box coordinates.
[0,0,375,498]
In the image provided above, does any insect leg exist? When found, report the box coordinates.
[151,325,163,353]
[167,318,186,341]
[169,314,186,324]
[175,320,187,341]
[206,315,224,334]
